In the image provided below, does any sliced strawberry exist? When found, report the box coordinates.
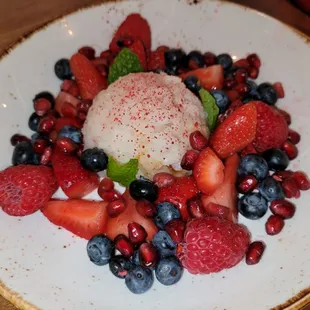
[210,102,257,159]
[157,176,199,221]
[181,65,224,91]
[51,147,99,199]
[128,40,147,70]
[147,50,165,71]
[55,91,81,116]
[42,199,108,240]
[54,117,82,132]
[193,147,225,195]
[70,53,107,100]
[105,190,158,241]
[201,153,240,222]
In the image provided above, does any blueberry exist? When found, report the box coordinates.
[238,193,268,220]
[164,49,186,69]
[12,141,35,166]
[246,80,258,92]
[87,234,114,266]
[186,51,204,68]
[155,256,183,286]
[33,91,55,108]
[154,202,181,229]
[28,112,41,132]
[258,176,285,202]
[242,93,261,104]
[58,126,81,144]
[257,83,278,105]
[238,155,269,181]
[216,53,233,70]
[131,250,141,265]
[54,58,72,80]
[164,67,178,76]
[224,66,238,78]
[109,256,133,279]
[32,153,41,165]
[125,265,153,294]
[184,76,201,94]
[80,148,108,172]
[262,148,289,171]
[129,179,158,202]
[211,90,230,113]
[152,231,176,258]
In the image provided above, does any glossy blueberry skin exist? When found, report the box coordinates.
[155,256,183,286]
[211,90,230,113]
[186,51,204,68]
[33,91,55,108]
[164,49,186,69]
[109,256,133,279]
[257,82,278,105]
[129,179,159,202]
[131,250,141,266]
[154,202,181,229]
[12,141,35,166]
[238,154,269,181]
[258,176,285,202]
[54,58,72,80]
[164,67,178,76]
[243,81,261,103]
[238,193,268,220]
[28,112,41,132]
[58,126,82,144]
[125,265,154,294]
[262,148,290,171]
[152,231,176,258]
[87,235,114,266]
[80,148,108,172]
[216,53,233,70]
[184,75,201,94]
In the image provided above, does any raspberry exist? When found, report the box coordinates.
[177,217,250,274]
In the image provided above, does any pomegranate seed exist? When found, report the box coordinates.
[240,143,258,157]
[136,200,157,218]
[187,196,205,219]
[114,234,134,258]
[246,54,261,68]
[281,140,298,160]
[61,80,80,97]
[39,116,55,133]
[226,90,240,102]
[33,138,49,154]
[77,100,92,113]
[123,38,133,47]
[272,170,293,182]
[153,172,176,188]
[247,66,259,79]
[96,64,108,77]
[246,241,265,265]
[266,215,285,235]
[107,199,126,218]
[223,76,237,90]
[78,46,95,60]
[77,112,87,122]
[189,131,208,151]
[292,171,310,190]
[128,222,147,245]
[139,243,159,268]
[98,189,121,202]
[181,150,199,171]
[40,146,53,165]
[278,109,291,125]
[237,175,258,194]
[156,45,169,53]
[56,137,78,154]
[76,144,83,158]
[234,68,248,84]
[203,52,216,66]
[61,102,77,118]
[233,58,250,68]
[107,54,115,66]
[204,202,230,220]
[99,50,112,59]
[165,219,186,243]
[10,134,30,146]
[282,178,300,199]
[270,200,296,219]
[288,129,301,145]
[49,130,58,144]
[34,98,52,116]
[273,82,285,98]
[233,83,250,96]
[98,178,114,192]
[92,57,108,67]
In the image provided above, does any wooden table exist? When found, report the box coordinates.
[0,0,309,309]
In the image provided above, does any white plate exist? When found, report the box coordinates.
[0,0,310,309]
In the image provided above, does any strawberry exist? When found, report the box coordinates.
[147,50,165,71]
[181,65,224,91]
[252,101,288,152]
[105,190,158,241]
[240,143,258,157]
[55,91,81,116]
[201,153,240,222]
[0,165,57,216]
[51,147,99,199]
[177,217,250,274]
[42,199,108,240]
[193,147,225,195]
[129,40,147,70]
[217,99,243,125]
[109,14,151,54]
[210,102,257,159]
[157,176,199,221]
[54,117,82,132]
[70,53,107,100]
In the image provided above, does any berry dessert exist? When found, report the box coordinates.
[1,13,309,295]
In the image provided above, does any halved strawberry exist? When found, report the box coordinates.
[42,199,108,240]
[54,117,82,132]
[70,53,107,100]
[201,153,240,223]
[210,102,257,159]
[147,50,165,71]
[51,147,99,199]
[129,40,147,70]
[181,65,224,91]
[109,14,151,54]
[105,190,158,241]
[193,147,225,195]
[157,176,199,221]
[55,91,81,116]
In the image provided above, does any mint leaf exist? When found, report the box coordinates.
[108,48,144,84]
[199,88,219,131]
[107,157,139,187]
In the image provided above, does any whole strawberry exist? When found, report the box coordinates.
[0,165,58,216]
[177,217,250,274]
